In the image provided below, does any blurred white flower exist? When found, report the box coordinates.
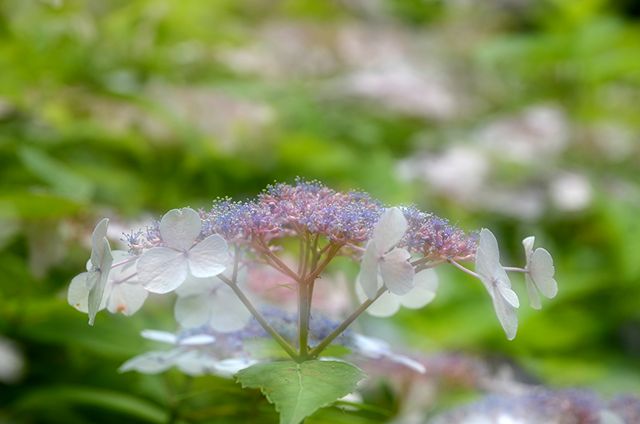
[397,145,490,203]
[358,207,414,299]
[356,269,438,317]
[137,208,229,294]
[0,337,24,384]
[549,172,592,212]
[119,329,255,377]
[480,188,545,221]
[477,105,569,164]
[174,271,252,333]
[353,334,425,373]
[342,63,457,120]
[475,229,519,340]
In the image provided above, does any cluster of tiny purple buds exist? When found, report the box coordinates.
[125,179,477,261]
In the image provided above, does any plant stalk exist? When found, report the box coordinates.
[309,286,386,358]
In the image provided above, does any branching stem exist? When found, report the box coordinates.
[309,286,387,358]
[218,274,298,360]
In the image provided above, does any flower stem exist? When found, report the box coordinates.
[308,286,386,358]
[448,259,481,279]
[255,237,300,281]
[218,275,299,360]
[503,266,527,273]
[298,280,310,360]
[305,243,342,283]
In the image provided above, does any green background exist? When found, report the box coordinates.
[1,0,639,422]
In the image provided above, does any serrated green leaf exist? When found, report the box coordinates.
[236,360,365,424]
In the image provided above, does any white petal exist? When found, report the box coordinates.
[188,234,229,278]
[212,358,257,377]
[356,283,401,317]
[357,241,382,299]
[400,269,438,309]
[379,248,415,295]
[179,334,216,346]
[522,236,535,261]
[141,330,178,344]
[68,272,92,313]
[525,274,542,310]
[119,350,179,374]
[91,218,109,255]
[496,280,520,308]
[475,228,501,281]
[109,250,138,277]
[175,350,218,376]
[353,334,389,357]
[137,247,188,293]
[529,248,558,299]
[175,274,221,297]
[110,250,131,263]
[385,353,426,373]
[206,285,251,333]
[353,335,425,373]
[159,208,201,251]
[373,207,408,254]
[106,282,148,316]
[491,288,519,340]
[90,218,109,265]
[88,238,113,326]
[174,295,211,328]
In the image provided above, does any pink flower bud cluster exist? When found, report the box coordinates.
[203,179,384,244]
[125,179,478,262]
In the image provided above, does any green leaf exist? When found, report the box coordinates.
[12,385,168,423]
[236,360,365,424]
[18,146,94,202]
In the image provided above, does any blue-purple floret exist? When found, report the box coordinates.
[124,223,162,254]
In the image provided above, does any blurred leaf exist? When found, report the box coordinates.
[12,385,168,423]
[18,146,94,202]
[0,192,81,219]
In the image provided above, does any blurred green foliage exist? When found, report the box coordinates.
[1,0,639,422]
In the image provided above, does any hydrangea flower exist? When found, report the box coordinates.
[358,207,415,299]
[119,329,255,377]
[137,208,230,293]
[68,250,148,317]
[522,236,558,309]
[475,229,520,340]
[69,180,559,424]
[68,218,113,325]
[356,268,438,317]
